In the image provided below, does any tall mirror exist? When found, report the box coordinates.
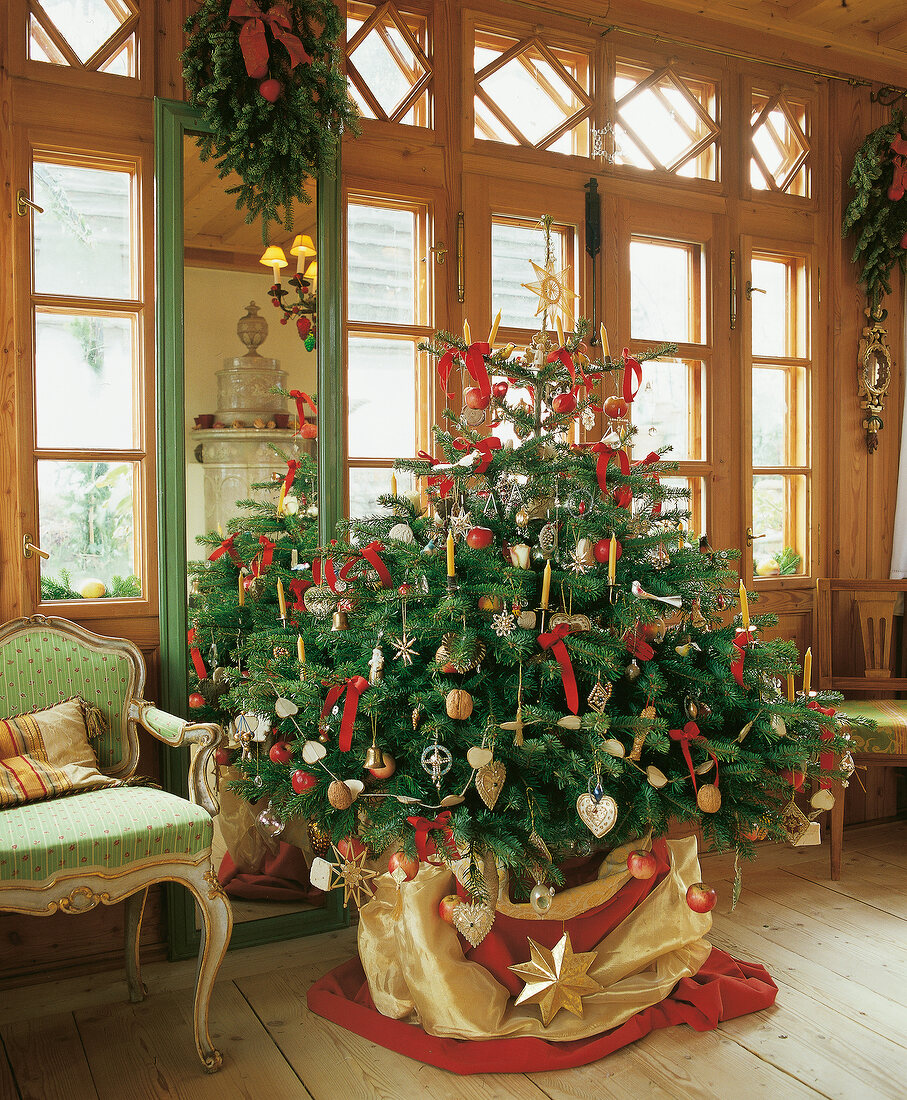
[156,99,345,956]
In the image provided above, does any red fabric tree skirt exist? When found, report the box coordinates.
[307,947,776,1073]
[219,843,323,903]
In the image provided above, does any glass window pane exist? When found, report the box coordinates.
[348,337,417,457]
[630,358,703,461]
[38,459,140,598]
[631,240,701,343]
[751,258,789,357]
[39,0,127,63]
[35,312,135,449]
[752,473,807,574]
[33,161,133,299]
[492,221,572,330]
[349,466,414,518]
[347,202,416,324]
[752,368,786,466]
[661,476,706,535]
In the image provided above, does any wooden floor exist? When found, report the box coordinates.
[1,820,905,1100]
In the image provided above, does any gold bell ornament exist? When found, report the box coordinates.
[332,610,348,631]
[363,732,384,770]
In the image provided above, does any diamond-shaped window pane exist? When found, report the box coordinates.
[350,28,423,117]
[98,34,134,76]
[614,64,718,181]
[38,0,130,64]
[751,94,809,196]
[28,15,64,64]
[347,4,431,125]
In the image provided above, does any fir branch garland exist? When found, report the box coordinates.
[182,0,360,233]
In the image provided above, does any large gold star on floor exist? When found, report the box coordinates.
[520,260,579,327]
[509,930,602,1026]
[327,844,378,909]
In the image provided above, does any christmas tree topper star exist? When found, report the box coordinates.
[521,260,579,327]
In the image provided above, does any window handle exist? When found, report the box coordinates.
[745,280,766,300]
[729,250,737,330]
[427,242,447,265]
[23,535,50,560]
[745,527,765,547]
[16,190,44,218]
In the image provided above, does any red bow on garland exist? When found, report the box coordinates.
[208,533,243,568]
[808,701,837,790]
[251,535,276,576]
[228,0,311,78]
[320,675,369,752]
[406,811,459,864]
[730,629,752,687]
[669,721,718,793]
[337,540,393,589]
[538,622,579,714]
[591,442,631,506]
[417,450,453,500]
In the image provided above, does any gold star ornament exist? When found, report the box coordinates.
[509,930,602,1026]
[521,260,579,327]
[328,844,378,908]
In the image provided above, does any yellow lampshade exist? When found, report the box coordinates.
[260,245,288,277]
[305,259,318,288]
[290,234,316,259]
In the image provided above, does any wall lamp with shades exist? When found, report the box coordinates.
[260,233,318,351]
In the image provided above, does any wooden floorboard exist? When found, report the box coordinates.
[1,821,905,1100]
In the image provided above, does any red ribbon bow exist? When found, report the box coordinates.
[547,346,576,385]
[337,540,392,589]
[187,629,207,680]
[591,442,631,506]
[417,450,453,500]
[538,622,579,714]
[251,535,276,576]
[624,626,654,662]
[473,436,502,474]
[669,721,717,793]
[730,629,751,687]
[289,390,317,438]
[633,451,662,516]
[320,676,369,752]
[283,459,301,496]
[228,0,311,77]
[289,577,310,610]
[808,701,837,789]
[406,811,458,864]
[621,349,643,404]
[208,533,243,568]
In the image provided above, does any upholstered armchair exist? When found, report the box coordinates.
[0,615,233,1071]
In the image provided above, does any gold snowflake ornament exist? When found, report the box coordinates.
[328,845,378,909]
[509,930,602,1026]
[521,260,579,328]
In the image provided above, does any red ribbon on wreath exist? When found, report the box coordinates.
[591,442,631,506]
[320,675,369,752]
[187,629,207,680]
[538,622,579,714]
[229,0,311,78]
[208,533,243,568]
[808,701,837,789]
[406,811,459,864]
[669,721,718,794]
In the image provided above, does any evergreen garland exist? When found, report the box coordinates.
[182,0,359,232]
[842,110,907,307]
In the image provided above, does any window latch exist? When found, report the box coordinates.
[745,280,766,300]
[16,190,44,218]
[745,527,765,547]
[428,242,447,265]
[23,535,50,560]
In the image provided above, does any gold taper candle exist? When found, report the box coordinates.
[277,481,287,514]
[463,318,471,344]
[391,472,398,496]
[238,571,245,606]
[541,560,551,609]
[446,529,455,578]
[803,648,812,695]
[277,578,287,620]
[608,533,617,584]
[600,324,610,358]
[297,635,305,665]
[739,579,750,632]
[488,310,501,346]
[555,316,565,347]
[787,674,795,702]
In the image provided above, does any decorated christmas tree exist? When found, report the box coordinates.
[189,226,854,931]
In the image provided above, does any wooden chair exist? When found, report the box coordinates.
[814,580,907,879]
[0,616,233,1071]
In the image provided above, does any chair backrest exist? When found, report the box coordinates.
[815,579,907,693]
[0,616,144,778]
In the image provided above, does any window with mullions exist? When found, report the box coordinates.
[346,2,432,127]
[28,0,138,77]
[750,90,810,197]
[750,251,810,576]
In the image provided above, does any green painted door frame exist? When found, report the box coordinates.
[154,97,347,959]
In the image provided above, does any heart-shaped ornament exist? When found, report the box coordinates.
[476,760,506,809]
[646,765,668,788]
[309,856,333,891]
[550,613,592,632]
[452,902,495,947]
[576,793,618,838]
[302,740,327,764]
[344,779,365,800]
[467,746,493,769]
[275,697,298,718]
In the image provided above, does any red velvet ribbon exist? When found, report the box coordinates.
[624,626,654,662]
[633,451,662,516]
[417,450,454,499]
[538,622,579,714]
[669,721,718,793]
[187,629,206,680]
[320,676,369,752]
[592,443,631,506]
[437,347,463,398]
[289,390,317,429]
[547,346,575,384]
[464,341,492,399]
[283,459,301,496]
[337,540,392,588]
[208,533,243,568]
[229,0,311,76]
[312,557,342,593]
[730,629,751,687]
[808,701,837,789]
[473,436,501,474]
[251,536,275,576]
[405,811,458,864]
[621,349,642,404]
[289,577,310,610]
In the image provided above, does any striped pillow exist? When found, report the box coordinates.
[0,698,118,809]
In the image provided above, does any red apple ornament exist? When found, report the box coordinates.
[594,537,622,563]
[259,78,282,102]
[685,882,718,913]
[464,386,490,410]
[603,395,629,419]
[492,380,509,399]
[551,391,577,414]
[214,747,234,767]
[626,849,658,879]
[337,835,366,860]
[466,526,494,548]
[388,851,420,881]
[188,692,205,709]
[269,740,293,765]
[438,894,462,923]
[291,770,317,793]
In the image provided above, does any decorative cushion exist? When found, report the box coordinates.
[0,786,213,882]
[0,698,118,809]
[838,699,907,755]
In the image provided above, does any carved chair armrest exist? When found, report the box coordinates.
[129,700,224,818]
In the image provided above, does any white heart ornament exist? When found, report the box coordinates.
[275,697,298,718]
[451,902,495,947]
[309,856,333,891]
[302,740,327,764]
[467,746,493,769]
[576,793,618,838]
[344,779,365,800]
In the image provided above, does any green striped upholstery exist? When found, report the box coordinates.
[0,787,212,882]
[0,627,138,771]
[838,699,907,755]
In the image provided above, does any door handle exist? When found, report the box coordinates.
[745,527,765,547]
[23,535,50,560]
